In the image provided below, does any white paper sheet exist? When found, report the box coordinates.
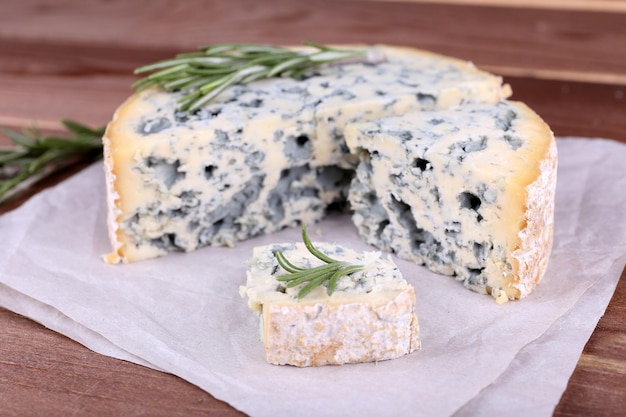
[1,137,625,417]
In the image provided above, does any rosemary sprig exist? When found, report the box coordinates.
[133,41,374,112]
[0,121,105,203]
[275,225,365,299]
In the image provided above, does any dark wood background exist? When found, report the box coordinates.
[1,1,625,415]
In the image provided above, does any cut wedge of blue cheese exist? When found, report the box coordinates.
[345,100,557,303]
[240,242,420,366]
[103,45,511,263]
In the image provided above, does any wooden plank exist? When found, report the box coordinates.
[554,267,626,416]
[0,308,245,417]
[0,73,132,127]
[504,77,626,142]
[1,0,626,84]
[365,0,626,13]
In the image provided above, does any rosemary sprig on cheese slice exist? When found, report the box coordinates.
[132,41,384,112]
[275,225,365,299]
[242,237,421,366]
[0,121,104,203]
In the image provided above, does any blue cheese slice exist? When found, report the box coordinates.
[240,242,420,366]
[103,45,511,263]
[344,100,557,303]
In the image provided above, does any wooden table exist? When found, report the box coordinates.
[1,1,625,415]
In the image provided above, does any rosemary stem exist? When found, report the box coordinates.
[276,250,305,273]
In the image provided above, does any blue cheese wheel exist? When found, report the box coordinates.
[344,101,557,303]
[102,45,511,263]
[240,242,420,366]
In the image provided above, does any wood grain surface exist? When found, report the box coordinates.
[555,268,626,416]
[371,0,626,12]
[1,1,625,416]
[0,309,244,417]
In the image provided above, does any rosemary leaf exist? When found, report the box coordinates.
[301,224,337,264]
[0,148,28,164]
[3,129,38,149]
[62,119,102,137]
[163,75,198,90]
[145,63,190,81]
[327,264,364,296]
[275,250,305,273]
[267,56,309,77]
[302,41,333,51]
[297,274,333,299]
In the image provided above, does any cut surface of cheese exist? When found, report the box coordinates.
[344,100,557,302]
[103,45,511,263]
[240,242,420,366]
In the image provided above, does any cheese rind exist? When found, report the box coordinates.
[344,100,556,302]
[103,45,511,263]
[241,242,420,366]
